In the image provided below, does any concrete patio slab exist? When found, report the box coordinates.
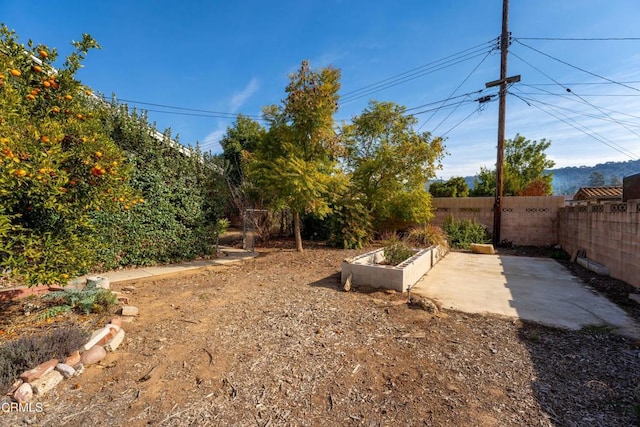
[411,252,640,338]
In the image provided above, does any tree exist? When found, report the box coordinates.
[471,134,555,196]
[220,115,265,187]
[342,101,445,230]
[0,26,135,284]
[589,171,606,187]
[220,115,265,216]
[609,175,622,186]
[246,60,342,252]
[429,177,469,197]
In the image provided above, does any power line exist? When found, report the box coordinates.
[510,89,639,160]
[420,50,493,131]
[441,103,491,137]
[404,90,484,112]
[340,38,496,98]
[517,37,640,41]
[513,91,640,97]
[526,81,640,86]
[102,95,264,120]
[140,108,265,121]
[340,41,497,104]
[510,51,640,146]
[511,91,640,129]
[513,39,640,92]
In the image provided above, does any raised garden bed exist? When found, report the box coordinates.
[341,245,447,292]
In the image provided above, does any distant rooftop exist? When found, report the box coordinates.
[573,186,622,201]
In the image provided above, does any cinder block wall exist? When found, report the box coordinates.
[431,196,565,246]
[558,201,640,288]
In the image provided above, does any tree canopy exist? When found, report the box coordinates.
[342,101,445,230]
[429,177,469,197]
[245,60,343,251]
[471,134,555,196]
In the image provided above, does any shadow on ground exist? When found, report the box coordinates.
[502,256,640,424]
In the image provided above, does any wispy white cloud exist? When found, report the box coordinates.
[199,127,227,153]
[230,78,260,112]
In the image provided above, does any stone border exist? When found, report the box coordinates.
[4,280,139,404]
[341,245,447,293]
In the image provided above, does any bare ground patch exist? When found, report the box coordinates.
[1,244,639,426]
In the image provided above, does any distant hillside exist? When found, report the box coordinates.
[547,160,640,195]
[462,159,640,196]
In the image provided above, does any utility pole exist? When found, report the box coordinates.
[485,0,519,245]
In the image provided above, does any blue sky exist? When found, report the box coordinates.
[2,0,640,178]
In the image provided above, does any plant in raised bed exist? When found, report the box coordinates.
[382,238,415,266]
[405,224,449,249]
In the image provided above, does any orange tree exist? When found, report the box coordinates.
[0,25,135,285]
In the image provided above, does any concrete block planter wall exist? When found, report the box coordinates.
[341,245,447,293]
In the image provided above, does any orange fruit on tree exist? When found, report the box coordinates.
[38,50,48,58]
[43,80,51,88]
[26,94,35,100]
[94,151,103,158]
[64,94,72,100]
[41,136,50,143]
[52,106,60,113]
[14,169,27,176]
[33,65,42,73]
[10,69,21,77]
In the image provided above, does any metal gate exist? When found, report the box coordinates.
[242,209,268,251]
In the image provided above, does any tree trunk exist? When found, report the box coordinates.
[292,209,304,252]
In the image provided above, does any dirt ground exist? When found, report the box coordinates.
[2,241,640,426]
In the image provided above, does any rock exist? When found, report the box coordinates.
[121,306,139,316]
[122,285,136,292]
[55,363,76,379]
[19,359,58,383]
[104,328,126,352]
[409,296,439,314]
[13,383,33,403]
[86,275,110,290]
[117,296,130,305]
[65,350,81,367]
[373,251,385,264]
[84,327,112,350]
[7,379,23,396]
[343,273,352,292]
[120,316,135,323]
[110,317,123,328]
[31,370,63,395]
[81,345,107,366]
[470,243,495,255]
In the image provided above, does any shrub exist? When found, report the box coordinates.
[39,283,117,319]
[382,237,415,266]
[443,215,490,249]
[328,194,372,249]
[94,106,227,268]
[405,224,449,249]
[0,325,89,394]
